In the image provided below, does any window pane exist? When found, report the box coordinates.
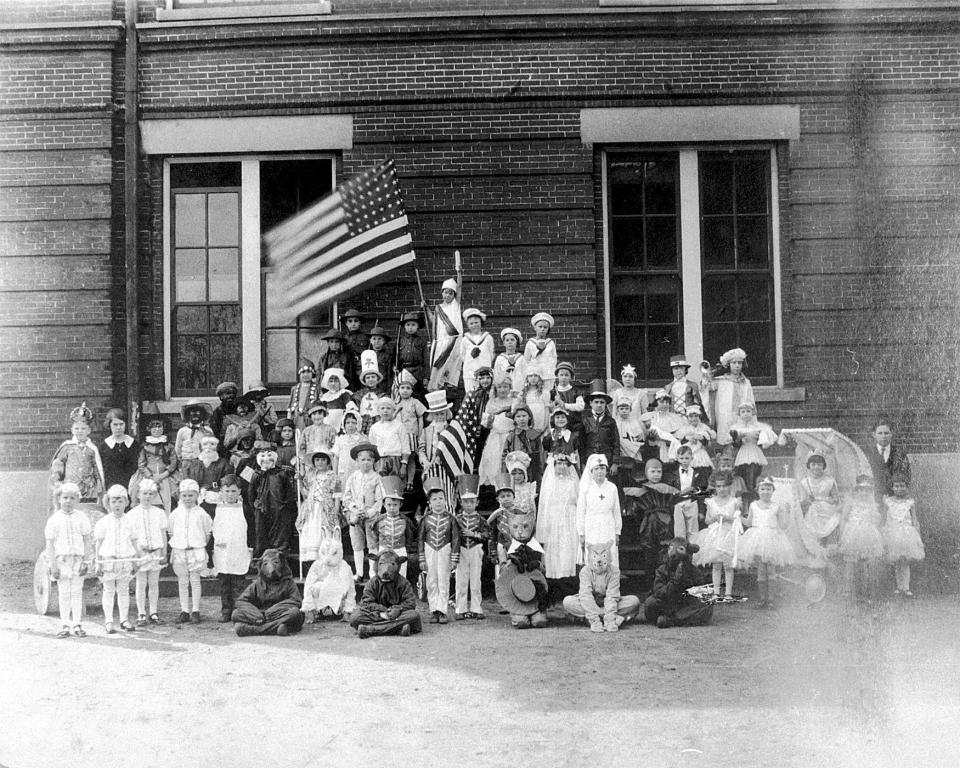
[208,193,239,247]
[610,180,643,216]
[702,276,735,323]
[702,323,736,370]
[737,216,769,267]
[647,331,679,378]
[210,304,241,333]
[737,277,772,322]
[700,159,732,215]
[741,323,772,373]
[645,217,678,269]
[174,249,206,302]
[612,219,644,269]
[174,335,209,392]
[736,154,768,214]
[613,326,644,375]
[645,279,680,323]
[702,217,735,269]
[175,305,207,334]
[209,334,242,386]
[613,290,643,323]
[171,162,241,188]
[266,329,297,383]
[260,159,334,232]
[208,248,239,301]
[298,328,325,367]
[174,194,206,248]
[644,160,677,216]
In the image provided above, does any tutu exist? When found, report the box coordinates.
[692,521,740,567]
[881,497,924,562]
[839,522,884,560]
[882,523,925,562]
[739,501,796,567]
[692,496,742,567]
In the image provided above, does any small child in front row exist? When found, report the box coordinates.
[692,471,744,601]
[45,482,93,638]
[838,474,885,599]
[454,474,486,620]
[127,478,167,626]
[212,475,251,623]
[739,476,796,608]
[94,485,138,633]
[169,478,213,624]
[341,442,385,580]
[419,478,461,624]
[882,474,925,597]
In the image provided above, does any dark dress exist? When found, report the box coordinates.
[100,436,139,491]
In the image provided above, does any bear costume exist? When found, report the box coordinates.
[350,550,422,638]
[233,548,304,636]
[643,537,714,628]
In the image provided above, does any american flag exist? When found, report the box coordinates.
[264,160,415,323]
[428,386,490,500]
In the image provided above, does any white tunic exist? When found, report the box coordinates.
[168,505,212,549]
[44,509,92,556]
[126,504,168,551]
[94,514,137,559]
[576,479,622,544]
[212,503,251,575]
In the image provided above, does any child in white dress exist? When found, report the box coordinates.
[127,478,167,625]
[297,451,340,563]
[94,485,138,633]
[693,471,744,600]
[728,401,777,497]
[536,451,581,579]
[881,474,925,597]
[739,475,796,608]
[839,474,884,598]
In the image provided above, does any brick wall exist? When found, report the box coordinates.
[3,4,960,468]
[0,0,122,467]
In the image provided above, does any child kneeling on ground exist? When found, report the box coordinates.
[350,550,422,639]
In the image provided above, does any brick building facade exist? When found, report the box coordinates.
[1,0,958,483]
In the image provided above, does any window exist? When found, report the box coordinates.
[165,156,335,398]
[605,147,780,386]
[170,163,242,395]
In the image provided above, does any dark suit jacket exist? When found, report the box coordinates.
[581,412,621,465]
[864,443,911,498]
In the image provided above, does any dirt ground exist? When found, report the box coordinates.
[1,560,958,768]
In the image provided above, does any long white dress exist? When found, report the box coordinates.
[537,458,581,577]
[478,399,515,487]
[429,298,463,390]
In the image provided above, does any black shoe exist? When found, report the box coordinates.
[656,615,671,629]
[400,624,411,637]
[190,611,201,624]
[178,611,190,624]
[277,624,290,637]
[219,611,232,623]
[437,612,448,625]
[149,613,164,625]
[235,624,254,637]
[429,611,440,624]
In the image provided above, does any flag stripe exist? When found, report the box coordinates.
[279,216,411,297]
[269,216,348,268]
[282,233,414,306]
[283,252,414,321]
[262,192,343,254]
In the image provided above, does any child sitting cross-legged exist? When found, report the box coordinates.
[302,537,356,623]
[563,540,641,632]
[349,550,422,639]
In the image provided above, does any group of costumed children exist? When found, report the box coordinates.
[44,275,925,638]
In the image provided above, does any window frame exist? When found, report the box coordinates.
[162,153,338,401]
[601,144,784,388]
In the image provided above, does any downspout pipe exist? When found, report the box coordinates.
[124,0,140,433]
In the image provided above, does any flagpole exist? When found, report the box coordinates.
[413,255,434,345]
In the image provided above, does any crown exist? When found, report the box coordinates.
[70,402,93,424]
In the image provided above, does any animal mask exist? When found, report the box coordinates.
[586,541,613,574]
[318,537,344,570]
[258,549,289,582]
[376,550,401,582]
[508,514,535,544]
[665,537,699,566]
